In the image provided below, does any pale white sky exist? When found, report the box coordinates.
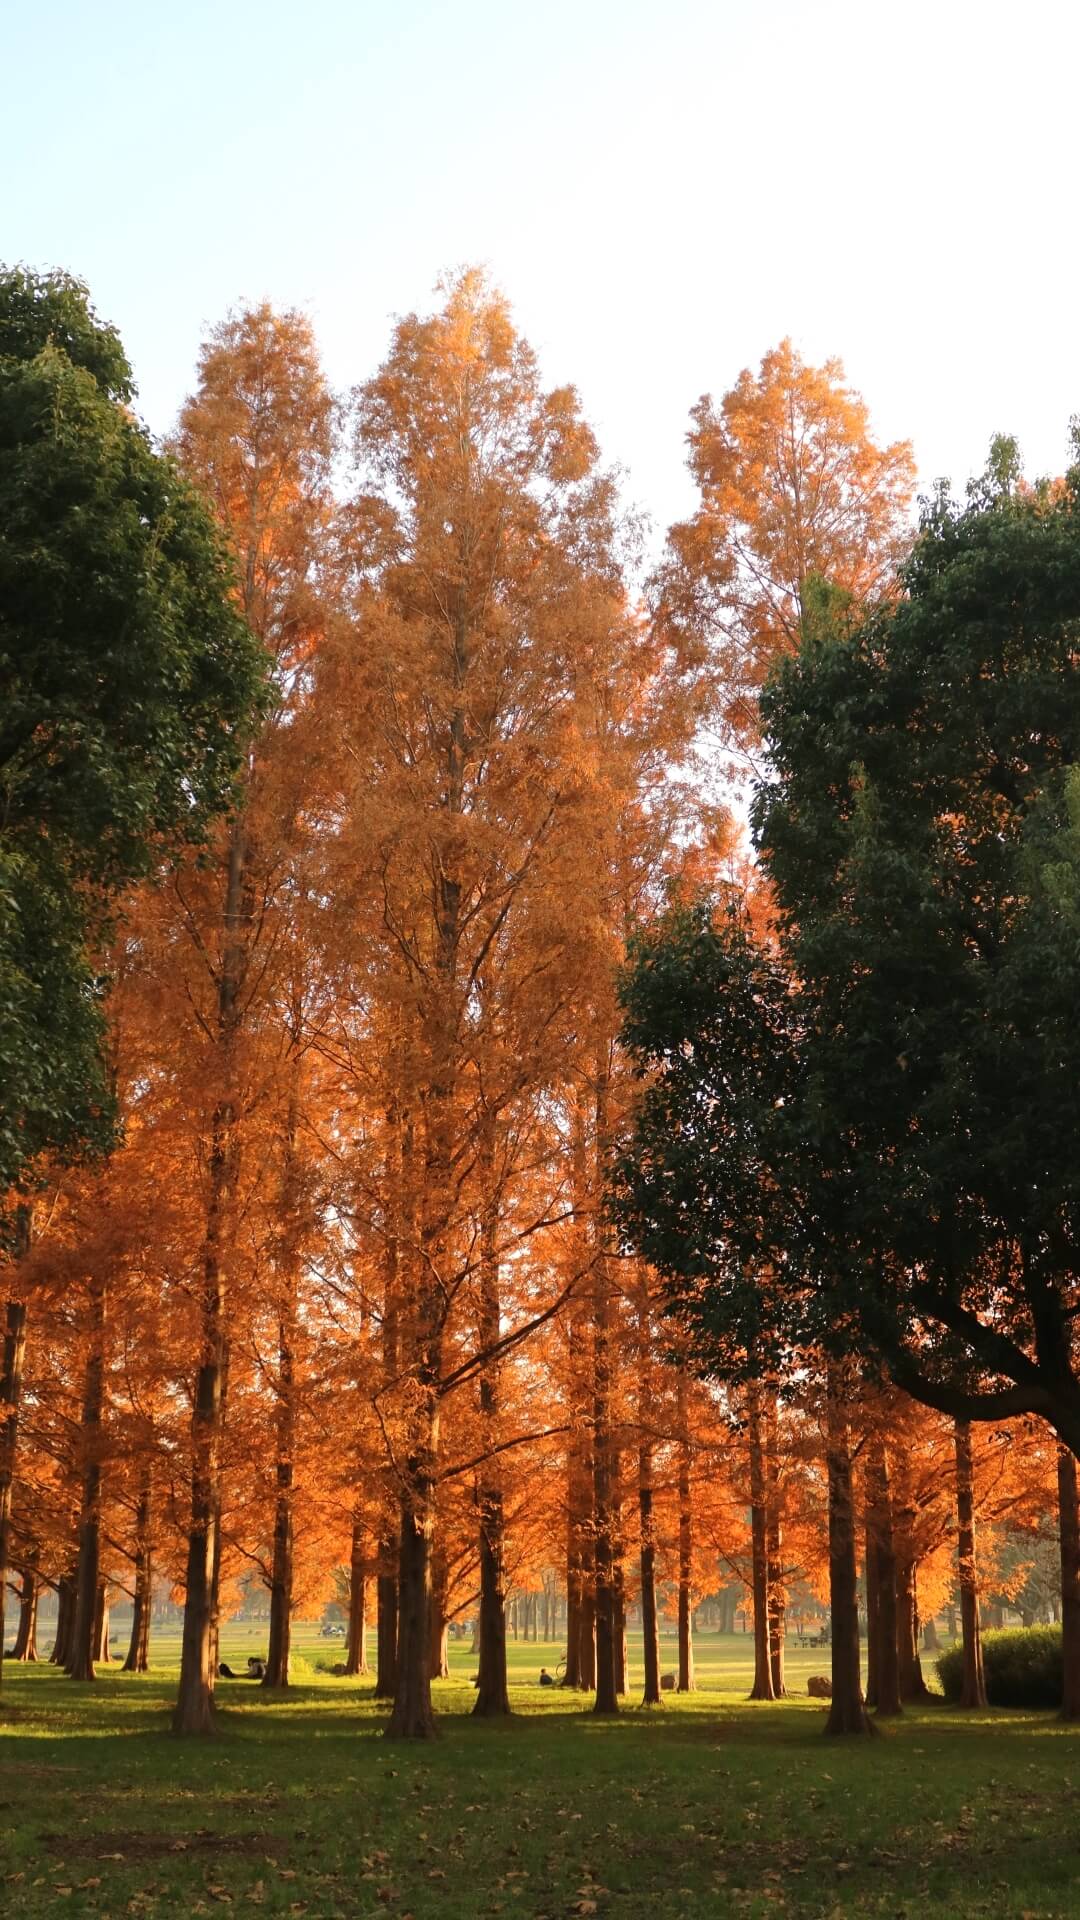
[6,0,1078,549]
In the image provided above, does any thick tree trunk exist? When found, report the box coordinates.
[747,1382,775,1700]
[896,1556,930,1702]
[123,1477,153,1673]
[1058,1446,1080,1719]
[825,1369,874,1736]
[12,1568,39,1660]
[867,1439,902,1716]
[51,1571,75,1667]
[387,1448,438,1738]
[69,1277,107,1682]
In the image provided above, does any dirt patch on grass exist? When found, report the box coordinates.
[40,1830,284,1861]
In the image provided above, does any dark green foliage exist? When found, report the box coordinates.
[937,1625,1063,1708]
[612,897,845,1383]
[0,267,267,1187]
[751,452,1080,1450]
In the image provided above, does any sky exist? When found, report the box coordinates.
[6,0,1079,550]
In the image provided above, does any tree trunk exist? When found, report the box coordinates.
[387,1451,438,1738]
[638,1432,662,1705]
[747,1381,775,1700]
[0,1211,30,1697]
[375,1558,398,1697]
[123,1476,153,1672]
[263,1329,295,1689]
[12,1568,39,1660]
[562,1449,588,1687]
[867,1438,902,1716]
[614,1559,627,1695]
[473,1130,511,1716]
[591,1088,619,1717]
[864,1517,880,1709]
[345,1514,369,1676]
[766,1391,785,1697]
[51,1571,75,1666]
[68,1276,107,1682]
[1058,1445,1080,1720]
[93,1585,111,1664]
[174,816,247,1735]
[428,1551,449,1680]
[896,1556,929,1702]
[824,1368,874,1736]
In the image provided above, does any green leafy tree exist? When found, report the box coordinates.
[754,440,1080,1458]
[0,268,266,1187]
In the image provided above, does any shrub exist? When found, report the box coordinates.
[937,1625,1062,1708]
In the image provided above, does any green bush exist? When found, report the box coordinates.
[937,1625,1062,1708]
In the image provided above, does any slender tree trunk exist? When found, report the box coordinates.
[1058,1446,1080,1719]
[614,1559,627,1695]
[123,1475,153,1673]
[68,1276,107,1682]
[263,1320,295,1689]
[591,1067,619,1717]
[953,1419,987,1708]
[12,1568,39,1660]
[867,1438,902,1716]
[474,1127,510,1716]
[345,1512,369,1676]
[93,1585,110,1665]
[864,1518,880,1709]
[562,1449,588,1687]
[747,1380,774,1700]
[825,1368,874,1736]
[375,1555,398,1698]
[638,1432,662,1705]
[766,1390,785,1697]
[0,1210,30,1699]
[428,1551,449,1680]
[677,1378,696,1694]
[174,817,248,1736]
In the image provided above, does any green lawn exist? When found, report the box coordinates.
[2,1628,1078,1918]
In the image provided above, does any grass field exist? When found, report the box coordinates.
[2,1626,1079,1919]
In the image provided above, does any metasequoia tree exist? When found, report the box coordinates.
[164,303,337,1733]
[654,338,913,747]
[317,269,707,1738]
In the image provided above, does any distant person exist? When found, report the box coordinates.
[539,1666,555,1687]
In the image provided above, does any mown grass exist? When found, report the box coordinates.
[2,1628,1079,1918]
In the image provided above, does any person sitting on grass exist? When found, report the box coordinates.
[539,1666,555,1686]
